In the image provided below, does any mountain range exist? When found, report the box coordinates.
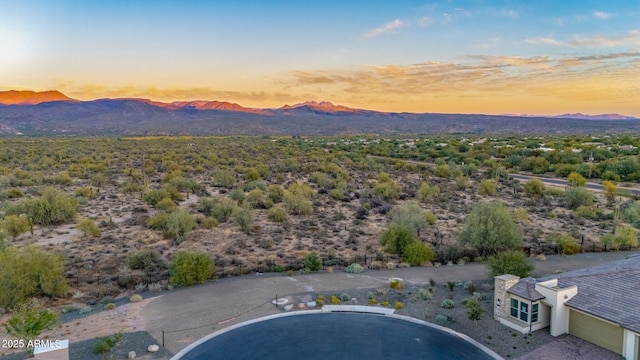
[0,90,638,136]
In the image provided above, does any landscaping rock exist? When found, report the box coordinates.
[128,351,136,359]
[148,344,159,352]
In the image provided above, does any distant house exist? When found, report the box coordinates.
[494,254,640,360]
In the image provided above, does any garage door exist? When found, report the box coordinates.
[569,309,623,355]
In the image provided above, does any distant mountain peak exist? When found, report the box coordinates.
[0,90,76,105]
[554,113,637,120]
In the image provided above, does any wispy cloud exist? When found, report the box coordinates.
[417,16,433,27]
[51,81,297,104]
[364,19,407,38]
[500,9,519,18]
[283,52,640,103]
[526,29,640,48]
[593,11,611,20]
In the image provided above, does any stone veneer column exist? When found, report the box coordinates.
[493,274,520,320]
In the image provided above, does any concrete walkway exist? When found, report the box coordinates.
[140,251,635,356]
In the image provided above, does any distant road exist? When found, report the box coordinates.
[367,155,640,196]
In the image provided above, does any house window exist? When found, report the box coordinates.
[531,303,539,323]
[509,298,535,323]
[519,302,528,322]
[510,299,518,317]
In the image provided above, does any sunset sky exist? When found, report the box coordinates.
[1,1,639,116]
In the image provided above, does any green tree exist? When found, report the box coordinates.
[487,250,534,278]
[170,251,214,286]
[458,201,522,256]
[402,242,434,266]
[548,233,581,255]
[77,218,101,238]
[2,215,30,239]
[564,187,594,209]
[304,251,322,271]
[623,201,640,229]
[4,300,58,357]
[0,245,68,309]
[380,224,415,255]
[388,202,431,236]
[523,178,546,199]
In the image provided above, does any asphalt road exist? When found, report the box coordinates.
[508,173,640,195]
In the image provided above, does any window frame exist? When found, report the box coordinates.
[509,297,539,324]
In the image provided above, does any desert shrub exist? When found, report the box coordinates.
[458,201,522,256]
[271,264,284,272]
[99,296,114,304]
[623,201,640,229]
[564,187,594,209]
[77,218,101,238]
[479,179,497,196]
[18,187,78,226]
[434,164,451,178]
[331,295,341,305]
[165,209,196,243]
[524,178,546,198]
[435,314,449,322]
[487,250,533,278]
[601,226,638,251]
[170,251,214,286]
[465,297,485,324]
[213,170,235,188]
[268,203,288,222]
[402,242,434,266]
[339,293,351,302]
[368,298,379,305]
[300,267,311,275]
[389,279,404,289]
[127,249,167,275]
[155,197,177,211]
[344,263,364,273]
[212,198,238,222]
[5,188,24,198]
[104,303,116,310]
[234,205,254,234]
[283,190,313,216]
[79,306,93,315]
[417,182,439,201]
[146,212,169,231]
[464,281,477,293]
[567,172,587,187]
[267,184,285,202]
[93,332,123,358]
[200,217,219,229]
[75,186,95,198]
[513,208,529,223]
[548,233,580,255]
[129,294,143,302]
[0,245,68,309]
[2,215,30,239]
[143,188,171,207]
[575,205,597,219]
[380,224,415,255]
[394,301,404,309]
[372,181,401,201]
[441,299,455,309]
[304,251,322,272]
[417,288,432,300]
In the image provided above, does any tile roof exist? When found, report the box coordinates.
[507,277,546,301]
[541,254,640,333]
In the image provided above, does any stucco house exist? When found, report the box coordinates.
[494,254,640,360]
